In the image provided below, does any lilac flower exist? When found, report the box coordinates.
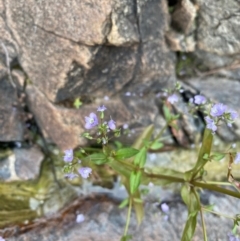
[78,167,92,179]
[65,173,78,180]
[104,96,109,101]
[205,116,217,132]
[228,233,240,241]
[210,103,227,117]
[85,113,98,129]
[0,237,5,241]
[194,95,206,105]
[161,203,169,213]
[123,123,129,129]
[228,109,238,121]
[108,119,116,130]
[63,149,74,162]
[234,153,240,164]
[167,94,178,104]
[76,214,85,223]
[125,92,131,96]
[97,105,107,112]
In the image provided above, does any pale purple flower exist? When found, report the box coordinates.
[205,116,217,132]
[65,173,78,180]
[228,233,240,241]
[194,95,206,105]
[125,92,131,96]
[234,153,240,164]
[167,94,178,104]
[210,103,227,117]
[228,109,238,121]
[63,149,74,162]
[76,214,85,223]
[97,105,107,112]
[0,237,5,241]
[85,113,98,129]
[123,123,129,129]
[78,167,92,179]
[161,203,169,213]
[108,119,116,130]
[104,96,109,101]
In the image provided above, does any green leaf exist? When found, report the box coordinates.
[186,128,213,180]
[163,105,172,122]
[115,148,139,161]
[210,152,226,162]
[73,98,82,109]
[181,212,198,241]
[114,141,123,149]
[180,185,200,241]
[119,198,129,209]
[130,171,142,194]
[203,153,209,160]
[133,198,143,204]
[150,141,164,150]
[133,147,147,168]
[87,153,108,165]
[108,159,132,177]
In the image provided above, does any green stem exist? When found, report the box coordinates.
[124,197,133,236]
[200,206,208,241]
[192,181,240,199]
[152,123,168,143]
[201,207,235,220]
[145,172,240,199]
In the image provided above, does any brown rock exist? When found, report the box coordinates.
[171,0,197,34]
[14,146,44,180]
[0,78,24,141]
[26,85,133,150]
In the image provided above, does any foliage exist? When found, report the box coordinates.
[62,83,240,241]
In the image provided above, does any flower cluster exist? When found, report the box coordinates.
[63,149,92,180]
[228,233,240,241]
[62,105,120,180]
[205,103,238,133]
[83,105,120,145]
[84,105,116,131]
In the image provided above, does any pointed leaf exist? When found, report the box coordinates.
[130,171,142,194]
[163,105,172,122]
[210,152,226,162]
[119,198,129,209]
[150,141,164,150]
[133,147,147,168]
[87,153,108,165]
[115,148,139,161]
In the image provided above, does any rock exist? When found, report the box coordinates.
[2,0,175,104]
[3,193,240,241]
[107,1,140,46]
[26,85,133,150]
[14,146,44,180]
[165,29,196,52]
[196,0,240,55]
[0,78,24,141]
[0,146,44,181]
[193,50,240,80]
[171,0,197,34]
